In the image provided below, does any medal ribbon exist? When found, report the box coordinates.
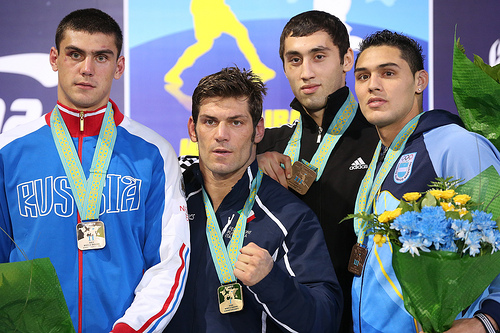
[50,102,117,221]
[203,169,263,284]
[284,91,357,180]
[354,113,422,243]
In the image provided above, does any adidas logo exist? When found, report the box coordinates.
[349,157,368,170]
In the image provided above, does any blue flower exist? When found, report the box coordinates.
[399,234,431,256]
[464,231,482,256]
[440,235,458,252]
[392,211,418,234]
[472,210,497,231]
[415,207,450,249]
[482,229,497,252]
[451,219,470,239]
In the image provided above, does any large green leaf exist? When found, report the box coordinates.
[453,36,500,151]
[0,258,75,333]
[458,165,500,219]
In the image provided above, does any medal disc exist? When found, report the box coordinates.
[348,243,367,276]
[218,282,244,314]
[287,160,317,195]
[76,221,106,250]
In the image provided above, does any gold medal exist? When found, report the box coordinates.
[287,160,317,195]
[348,243,367,276]
[76,221,106,250]
[218,282,244,314]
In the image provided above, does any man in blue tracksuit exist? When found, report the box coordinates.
[352,30,500,332]
[165,67,342,332]
[0,9,189,332]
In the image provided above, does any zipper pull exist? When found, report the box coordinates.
[317,126,323,143]
[79,111,84,132]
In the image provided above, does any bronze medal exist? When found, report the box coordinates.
[76,221,106,250]
[218,282,244,314]
[287,160,317,195]
[348,243,368,276]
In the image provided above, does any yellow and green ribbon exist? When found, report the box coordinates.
[203,169,263,283]
[284,91,357,181]
[354,113,423,244]
[50,102,116,221]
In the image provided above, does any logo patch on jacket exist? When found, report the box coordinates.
[238,209,255,223]
[394,152,417,184]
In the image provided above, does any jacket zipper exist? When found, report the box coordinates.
[77,114,84,333]
[79,111,84,132]
[317,126,323,143]
[358,245,371,333]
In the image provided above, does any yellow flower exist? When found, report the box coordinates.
[454,194,471,205]
[403,192,421,201]
[440,202,455,212]
[378,208,402,223]
[374,234,387,247]
[429,189,456,200]
[441,190,456,200]
[429,190,444,199]
[459,208,469,217]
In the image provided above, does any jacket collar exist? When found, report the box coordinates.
[289,86,350,130]
[410,109,465,141]
[45,99,124,137]
[191,160,260,211]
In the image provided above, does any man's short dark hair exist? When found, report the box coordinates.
[279,10,350,64]
[55,8,123,56]
[191,67,267,129]
[357,30,425,74]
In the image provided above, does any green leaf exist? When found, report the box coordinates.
[339,212,374,224]
[421,192,438,207]
[461,211,473,222]
[459,166,500,220]
[473,54,500,84]
[398,200,413,213]
[445,210,461,220]
[453,34,500,152]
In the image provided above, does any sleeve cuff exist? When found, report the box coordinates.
[476,300,500,332]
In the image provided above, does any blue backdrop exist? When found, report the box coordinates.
[0,0,498,155]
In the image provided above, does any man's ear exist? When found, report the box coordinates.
[342,48,354,73]
[415,69,429,94]
[254,118,265,144]
[114,55,125,80]
[187,116,197,142]
[49,47,59,72]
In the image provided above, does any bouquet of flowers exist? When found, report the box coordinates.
[350,166,500,333]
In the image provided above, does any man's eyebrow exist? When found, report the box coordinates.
[199,114,248,121]
[354,62,401,73]
[284,45,331,58]
[64,45,115,56]
[199,114,217,120]
[310,46,331,53]
[227,114,249,121]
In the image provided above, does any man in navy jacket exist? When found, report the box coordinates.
[166,66,342,332]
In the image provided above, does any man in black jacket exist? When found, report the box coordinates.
[257,11,379,333]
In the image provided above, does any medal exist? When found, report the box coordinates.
[284,91,357,186]
[51,102,116,250]
[204,169,263,314]
[77,220,106,250]
[348,243,368,276]
[287,160,317,195]
[218,282,244,314]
